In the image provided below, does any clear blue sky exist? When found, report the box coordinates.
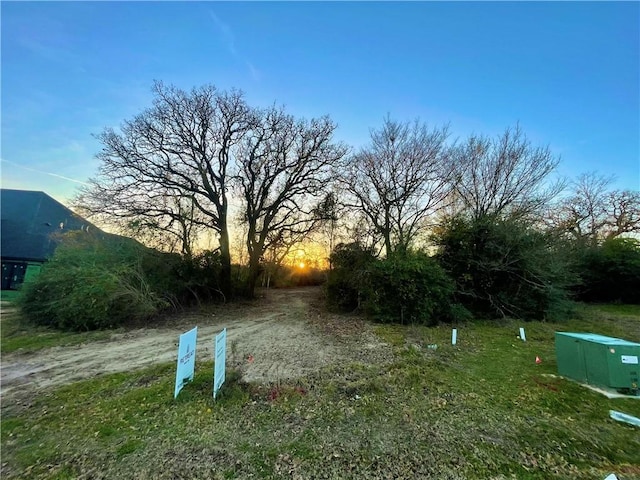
[2,1,639,203]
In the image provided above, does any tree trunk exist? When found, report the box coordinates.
[383,230,393,258]
[245,249,262,298]
[218,227,232,300]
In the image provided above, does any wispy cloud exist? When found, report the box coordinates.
[19,37,76,65]
[246,61,260,81]
[208,10,260,81]
[1,159,89,186]
[209,10,238,56]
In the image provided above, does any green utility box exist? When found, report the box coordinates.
[555,333,640,394]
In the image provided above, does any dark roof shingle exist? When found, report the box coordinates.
[1,189,95,262]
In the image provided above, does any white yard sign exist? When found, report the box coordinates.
[519,327,526,342]
[213,328,227,399]
[174,327,198,398]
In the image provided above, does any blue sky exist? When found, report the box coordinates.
[2,1,639,204]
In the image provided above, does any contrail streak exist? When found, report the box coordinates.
[1,159,89,186]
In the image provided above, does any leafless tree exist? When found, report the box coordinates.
[547,172,640,243]
[80,82,253,296]
[308,191,352,269]
[609,190,640,238]
[338,116,452,257]
[236,107,348,295]
[260,230,308,289]
[75,184,208,257]
[450,124,563,220]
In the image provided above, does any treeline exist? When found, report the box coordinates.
[327,221,640,326]
[16,82,640,330]
[322,117,639,324]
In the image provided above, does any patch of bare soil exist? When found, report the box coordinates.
[0,287,391,400]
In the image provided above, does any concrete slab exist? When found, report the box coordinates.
[541,373,640,399]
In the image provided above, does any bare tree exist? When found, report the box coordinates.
[260,229,309,289]
[451,124,562,220]
[75,184,209,257]
[548,172,640,243]
[609,190,640,239]
[339,116,452,257]
[312,191,346,269]
[80,82,253,296]
[236,107,348,295]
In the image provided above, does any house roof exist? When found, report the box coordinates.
[1,189,98,262]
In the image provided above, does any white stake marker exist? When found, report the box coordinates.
[519,327,526,342]
[452,328,458,346]
[213,328,227,400]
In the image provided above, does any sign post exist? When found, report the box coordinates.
[213,328,227,399]
[174,326,198,398]
[452,328,458,346]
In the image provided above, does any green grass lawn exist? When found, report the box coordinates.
[1,303,114,355]
[2,304,639,479]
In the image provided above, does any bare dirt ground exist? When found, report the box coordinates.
[0,287,391,401]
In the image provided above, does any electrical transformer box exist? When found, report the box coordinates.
[555,332,640,394]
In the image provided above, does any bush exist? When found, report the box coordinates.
[326,244,457,325]
[325,242,376,311]
[576,238,640,304]
[231,263,252,297]
[363,251,455,325]
[172,249,225,303]
[434,215,575,321]
[17,233,166,330]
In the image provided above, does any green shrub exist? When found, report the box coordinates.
[576,238,640,304]
[17,234,166,330]
[17,230,232,330]
[171,249,225,303]
[434,215,576,321]
[325,242,376,311]
[362,251,455,325]
[231,263,252,298]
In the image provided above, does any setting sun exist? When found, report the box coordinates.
[298,262,306,269]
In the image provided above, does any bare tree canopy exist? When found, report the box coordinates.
[339,116,452,257]
[78,81,253,296]
[78,82,349,296]
[547,172,640,243]
[451,124,562,220]
[76,185,209,256]
[236,107,348,293]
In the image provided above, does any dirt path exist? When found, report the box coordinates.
[0,287,390,400]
